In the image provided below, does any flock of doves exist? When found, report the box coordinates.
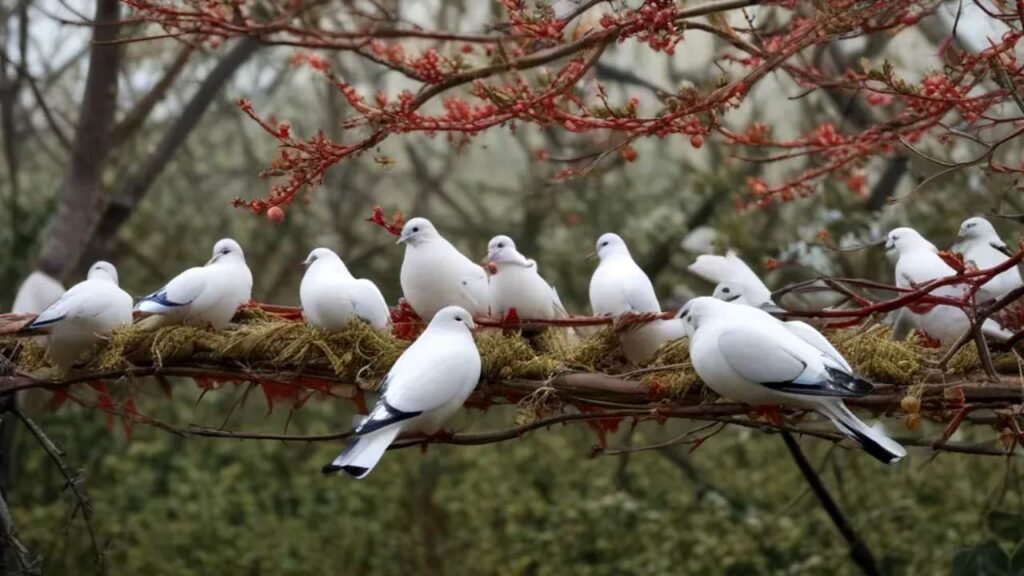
[8,215,1022,478]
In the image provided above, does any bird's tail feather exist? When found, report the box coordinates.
[322,425,403,479]
[819,402,906,464]
[981,319,1013,343]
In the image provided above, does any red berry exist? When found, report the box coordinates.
[690,135,703,148]
[267,206,285,223]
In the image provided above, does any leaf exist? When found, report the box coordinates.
[987,511,1024,544]
[952,540,1010,576]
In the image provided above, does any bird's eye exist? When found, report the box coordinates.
[455,316,463,322]
[498,243,504,248]
[722,287,730,294]
[601,241,608,247]
[412,227,420,233]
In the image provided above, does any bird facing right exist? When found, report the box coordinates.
[322,306,481,479]
[135,238,253,329]
[681,296,905,464]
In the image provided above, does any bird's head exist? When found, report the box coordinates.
[486,235,528,265]
[87,261,119,284]
[885,227,934,255]
[431,305,476,332]
[958,216,997,241]
[208,238,246,265]
[397,217,439,246]
[711,281,748,304]
[301,247,348,273]
[593,232,629,261]
[676,296,728,335]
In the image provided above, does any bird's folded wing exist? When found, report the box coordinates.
[136,267,205,312]
[550,285,569,318]
[354,399,421,435]
[457,267,489,310]
[351,279,390,327]
[783,321,851,371]
[718,330,871,397]
[717,330,807,385]
[991,241,1013,257]
[26,292,76,329]
[624,272,661,313]
[383,349,475,415]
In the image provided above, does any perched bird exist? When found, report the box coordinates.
[398,217,490,321]
[689,251,773,309]
[322,306,481,479]
[22,262,132,370]
[952,216,1022,302]
[486,235,567,321]
[887,227,1012,346]
[135,238,253,329]
[680,297,906,464]
[589,233,683,363]
[300,248,389,331]
[12,271,65,315]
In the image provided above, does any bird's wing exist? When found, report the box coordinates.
[623,267,661,313]
[351,279,390,328]
[27,283,114,330]
[717,329,870,398]
[376,336,475,416]
[783,321,852,372]
[135,267,206,313]
[991,241,1013,258]
[457,263,490,312]
[550,285,569,318]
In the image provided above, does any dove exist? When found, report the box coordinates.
[689,251,773,308]
[135,238,253,329]
[953,216,1022,302]
[398,218,490,321]
[680,297,906,464]
[589,233,683,363]
[21,262,132,370]
[486,235,568,320]
[887,227,1012,346]
[300,248,389,331]
[12,271,65,315]
[322,306,481,479]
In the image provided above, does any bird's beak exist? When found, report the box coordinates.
[884,238,895,251]
[396,232,410,245]
[759,301,787,316]
[486,248,501,262]
[205,254,219,266]
[299,258,310,269]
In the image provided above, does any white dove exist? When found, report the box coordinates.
[589,233,684,363]
[300,248,389,331]
[486,235,568,320]
[135,238,253,329]
[952,216,1022,302]
[887,227,1012,346]
[689,251,774,308]
[680,297,906,464]
[398,217,490,321]
[22,262,132,370]
[322,306,481,479]
[12,271,65,314]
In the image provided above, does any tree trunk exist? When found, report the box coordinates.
[36,0,121,281]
